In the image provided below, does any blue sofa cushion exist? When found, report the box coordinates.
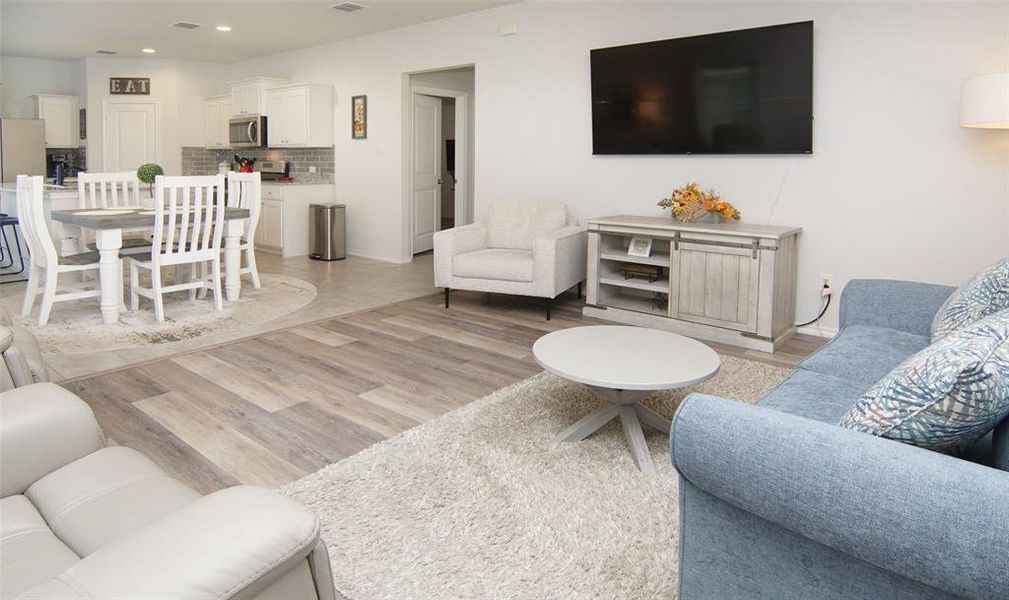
[841,310,1009,453]
[932,257,1009,341]
[758,369,866,424]
[797,325,930,389]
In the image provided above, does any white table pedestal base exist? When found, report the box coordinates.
[94,228,123,324]
[556,386,671,475]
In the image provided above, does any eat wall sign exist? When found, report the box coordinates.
[109,77,150,95]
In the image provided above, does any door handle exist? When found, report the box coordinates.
[247,122,256,143]
[437,178,444,185]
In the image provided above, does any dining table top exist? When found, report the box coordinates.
[50,207,251,230]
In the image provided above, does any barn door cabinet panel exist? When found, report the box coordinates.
[583,215,801,353]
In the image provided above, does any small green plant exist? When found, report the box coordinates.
[136,163,164,185]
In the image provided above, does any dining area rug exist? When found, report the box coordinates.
[281,355,789,600]
[2,273,316,355]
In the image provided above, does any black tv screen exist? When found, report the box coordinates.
[590,21,813,155]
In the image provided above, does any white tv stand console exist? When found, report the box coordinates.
[583,216,802,353]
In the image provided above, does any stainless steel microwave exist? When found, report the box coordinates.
[229,115,267,148]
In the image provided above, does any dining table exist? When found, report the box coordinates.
[50,207,251,324]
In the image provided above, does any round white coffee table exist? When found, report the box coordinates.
[533,325,720,475]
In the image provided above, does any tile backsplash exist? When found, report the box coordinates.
[181,146,335,183]
[47,147,87,178]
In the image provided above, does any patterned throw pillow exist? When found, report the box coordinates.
[840,309,1009,452]
[931,258,1009,341]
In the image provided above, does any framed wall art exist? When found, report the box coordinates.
[352,95,367,139]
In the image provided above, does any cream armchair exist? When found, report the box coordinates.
[434,200,587,319]
[1,305,51,392]
[0,382,336,600]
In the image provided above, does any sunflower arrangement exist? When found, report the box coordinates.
[657,182,740,223]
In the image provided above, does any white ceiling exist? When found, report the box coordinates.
[1,0,515,63]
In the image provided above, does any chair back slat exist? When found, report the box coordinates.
[151,175,225,266]
[77,172,141,209]
[16,176,58,269]
[227,171,261,241]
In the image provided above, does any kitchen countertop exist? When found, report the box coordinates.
[260,180,334,186]
[0,181,79,194]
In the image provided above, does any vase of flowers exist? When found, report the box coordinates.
[657,182,741,223]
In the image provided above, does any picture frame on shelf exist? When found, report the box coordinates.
[627,236,652,257]
[352,95,367,139]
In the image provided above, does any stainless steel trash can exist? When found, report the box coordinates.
[309,203,346,261]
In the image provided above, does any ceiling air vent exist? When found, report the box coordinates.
[171,21,203,30]
[95,49,118,55]
[332,2,367,12]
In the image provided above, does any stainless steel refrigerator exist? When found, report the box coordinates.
[0,118,46,184]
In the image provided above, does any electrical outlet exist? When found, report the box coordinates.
[308,166,317,173]
[820,273,834,296]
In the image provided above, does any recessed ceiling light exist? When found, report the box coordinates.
[332,2,367,12]
[215,25,232,32]
[142,48,156,54]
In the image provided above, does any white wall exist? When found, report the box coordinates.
[82,57,224,175]
[225,1,1009,332]
[0,55,222,175]
[0,56,83,118]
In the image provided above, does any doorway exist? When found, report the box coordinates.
[405,66,474,257]
[103,99,159,171]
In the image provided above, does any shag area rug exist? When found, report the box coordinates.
[282,355,789,600]
[5,273,316,354]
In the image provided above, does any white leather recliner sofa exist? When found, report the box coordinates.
[433,199,587,319]
[0,382,336,599]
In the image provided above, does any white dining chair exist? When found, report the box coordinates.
[129,175,226,323]
[225,171,262,289]
[17,176,104,327]
[77,172,151,255]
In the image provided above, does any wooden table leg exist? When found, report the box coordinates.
[556,386,664,474]
[94,229,123,324]
[556,404,620,442]
[618,404,655,475]
[224,219,244,302]
[634,404,672,434]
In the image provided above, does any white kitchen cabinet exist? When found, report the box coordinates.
[264,84,333,148]
[203,95,232,149]
[256,198,284,249]
[255,183,334,257]
[228,77,289,117]
[33,95,79,148]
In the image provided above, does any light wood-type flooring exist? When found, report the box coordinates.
[62,290,825,495]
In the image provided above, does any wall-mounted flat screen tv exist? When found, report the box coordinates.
[590,21,813,155]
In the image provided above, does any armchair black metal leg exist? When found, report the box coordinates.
[546,300,552,321]
[445,287,450,309]
[577,281,583,299]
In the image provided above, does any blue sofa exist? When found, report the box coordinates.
[670,280,1009,600]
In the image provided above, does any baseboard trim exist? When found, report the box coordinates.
[796,324,838,339]
[346,249,412,264]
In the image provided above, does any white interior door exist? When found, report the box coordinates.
[104,101,158,171]
[412,94,441,254]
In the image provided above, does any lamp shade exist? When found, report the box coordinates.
[960,72,1009,128]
